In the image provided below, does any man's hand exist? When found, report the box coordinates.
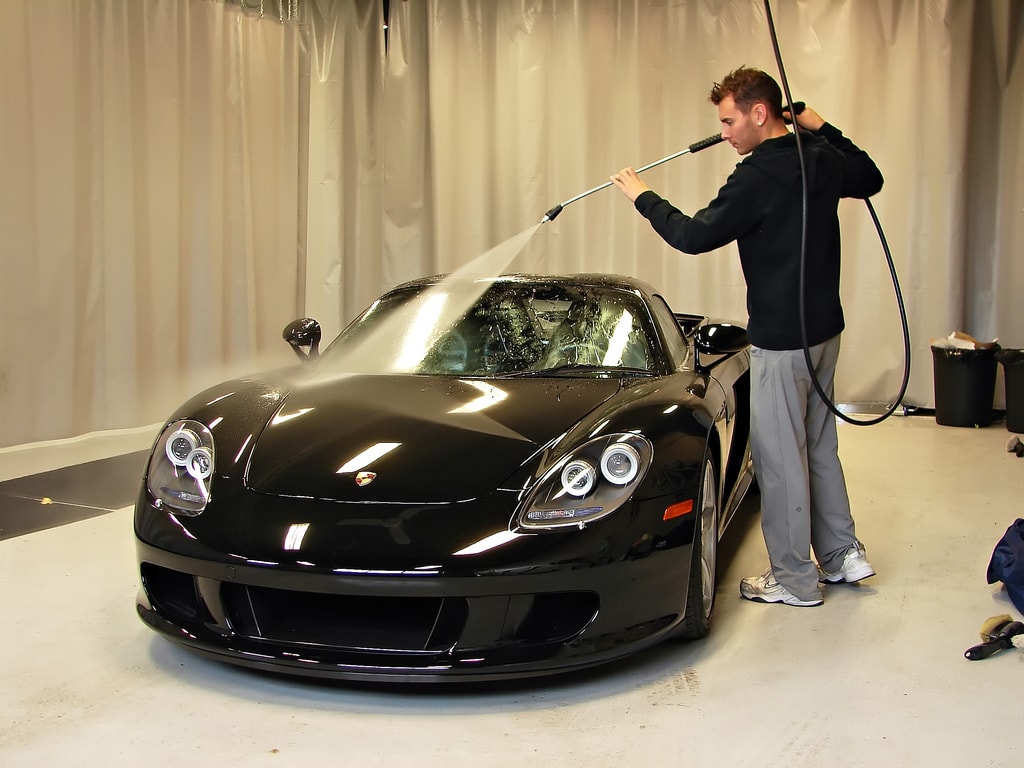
[610,167,651,203]
[784,104,825,132]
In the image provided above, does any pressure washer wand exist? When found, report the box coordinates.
[541,132,725,223]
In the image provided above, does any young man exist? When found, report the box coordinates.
[611,67,882,606]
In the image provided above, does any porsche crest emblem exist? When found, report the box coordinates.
[354,471,377,487]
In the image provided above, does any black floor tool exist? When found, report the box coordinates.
[964,616,1024,660]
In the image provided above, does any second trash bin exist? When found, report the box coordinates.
[997,349,1024,433]
[932,345,998,427]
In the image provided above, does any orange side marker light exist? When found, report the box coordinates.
[663,499,693,521]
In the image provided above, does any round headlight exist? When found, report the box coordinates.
[600,442,641,485]
[560,459,597,497]
[186,447,214,481]
[148,419,216,515]
[165,427,199,466]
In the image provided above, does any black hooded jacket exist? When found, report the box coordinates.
[633,123,883,350]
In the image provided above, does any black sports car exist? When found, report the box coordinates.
[135,273,754,682]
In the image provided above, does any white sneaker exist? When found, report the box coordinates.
[740,568,823,607]
[820,545,875,584]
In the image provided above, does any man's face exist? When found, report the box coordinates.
[717,95,760,155]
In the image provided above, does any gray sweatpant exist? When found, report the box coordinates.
[749,335,858,601]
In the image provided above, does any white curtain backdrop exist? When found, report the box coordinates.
[1,0,1022,448]
[0,0,307,447]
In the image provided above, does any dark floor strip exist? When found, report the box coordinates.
[0,451,149,540]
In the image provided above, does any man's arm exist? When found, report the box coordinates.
[614,167,762,255]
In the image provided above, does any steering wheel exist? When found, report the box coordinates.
[557,341,605,366]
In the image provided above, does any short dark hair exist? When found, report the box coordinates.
[709,67,784,119]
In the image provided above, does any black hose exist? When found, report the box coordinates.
[764,0,911,426]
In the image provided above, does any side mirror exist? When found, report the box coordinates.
[694,322,748,371]
[283,318,322,362]
[694,323,748,355]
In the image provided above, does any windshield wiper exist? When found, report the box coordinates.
[497,364,654,379]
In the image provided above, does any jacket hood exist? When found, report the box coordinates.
[243,373,621,503]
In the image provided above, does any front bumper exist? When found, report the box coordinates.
[136,532,694,683]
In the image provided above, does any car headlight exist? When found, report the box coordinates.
[517,433,652,530]
[146,419,216,515]
[560,459,597,497]
[600,442,641,485]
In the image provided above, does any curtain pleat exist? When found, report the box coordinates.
[301,0,383,338]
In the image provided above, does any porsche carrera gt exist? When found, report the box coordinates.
[135,273,754,682]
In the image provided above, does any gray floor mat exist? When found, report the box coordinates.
[0,451,149,540]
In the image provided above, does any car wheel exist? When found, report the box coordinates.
[676,457,719,641]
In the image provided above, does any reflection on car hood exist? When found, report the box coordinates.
[245,373,620,503]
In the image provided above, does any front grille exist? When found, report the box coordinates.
[514,591,597,642]
[222,584,466,652]
[141,563,600,654]
[141,563,202,622]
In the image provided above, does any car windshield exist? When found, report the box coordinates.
[318,279,662,377]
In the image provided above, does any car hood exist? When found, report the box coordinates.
[243,373,621,503]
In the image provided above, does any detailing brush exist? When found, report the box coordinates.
[964,616,1024,660]
[978,614,1013,640]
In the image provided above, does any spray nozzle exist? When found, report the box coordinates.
[541,204,564,223]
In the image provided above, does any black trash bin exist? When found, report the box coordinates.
[931,345,998,427]
[997,349,1024,433]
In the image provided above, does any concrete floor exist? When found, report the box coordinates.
[1,415,1022,766]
